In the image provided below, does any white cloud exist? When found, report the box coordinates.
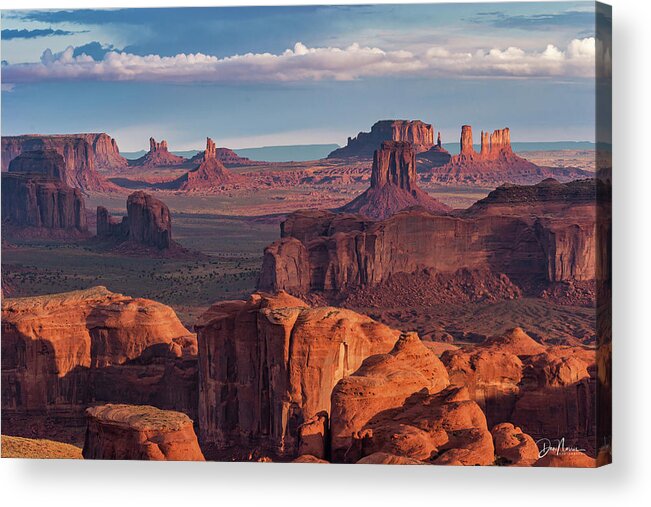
[1,38,597,85]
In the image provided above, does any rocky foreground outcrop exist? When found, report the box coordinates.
[424,125,590,186]
[441,327,597,453]
[1,287,198,435]
[338,140,451,219]
[2,133,126,190]
[328,120,436,158]
[1,150,89,238]
[195,291,400,458]
[97,191,178,251]
[131,138,186,167]
[259,179,600,296]
[83,404,204,461]
[172,138,244,190]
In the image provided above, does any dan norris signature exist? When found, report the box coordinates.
[536,438,586,458]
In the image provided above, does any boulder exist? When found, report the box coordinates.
[83,404,204,461]
[491,422,539,466]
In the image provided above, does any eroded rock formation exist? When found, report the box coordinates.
[338,141,450,219]
[173,138,244,190]
[195,291,400,458]
[441,327,597,453]
[1,287,198,435]
[330,333,450,461]
[2,133,126,190]
[259,179,599,296]
[328,120,435,158]
[96,191,174,250]
[131,137,186,167]
[423,125,590,186]
[83,404,204,461]
[189,144,253,167]
[1,150,89,238]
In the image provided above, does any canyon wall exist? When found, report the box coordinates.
[328,120,435,158]
[259,179,599,295]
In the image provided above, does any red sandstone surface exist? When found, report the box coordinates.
[131,138,187,167]
[173,138,246,190]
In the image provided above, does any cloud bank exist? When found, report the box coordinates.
[2,39,598,85]
[2,28,84,40]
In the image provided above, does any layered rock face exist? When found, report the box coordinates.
[330,333,450,461]
[441,327,597,453]
[424,125,590,186]
[259,179,598,295]
[131,138,186,167]
[83,404,204,461]
[173,138,244,190]
[328,120,435,158]
[337,141,451,219]
[2,133,126,190]
[1,150,88,237]
[97,191,173,250]
[195,291,400,457]
[1,287,199,431]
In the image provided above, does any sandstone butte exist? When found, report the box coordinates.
[1,149,89,238]
[337,140,451,220]
[130,137,187,167]
[172,137,245,190]
[441,327,598,455]
[188,144,253,167]
[258,178,604,297]
[2,133,126,191]
[194,290,401,458]
[83,404,204,461]
[328,120,436,158]
[424,125,591,186]
[1,286,199,437]
[97,190,175,250]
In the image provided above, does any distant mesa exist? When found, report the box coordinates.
[328,120,436,159]
[171,137,245,190]
[416,131,452,168]
[1,149,89,238]
[130,137,187,167]
[2,133,127,191]
[338,140,451,220]
[423,125,591,186]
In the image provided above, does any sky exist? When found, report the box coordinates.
[0,2,606,151]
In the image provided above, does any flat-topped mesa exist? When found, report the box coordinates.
[1,150,89,237]
[131,137,186,167]
[83,404,204,461]
[172,137,244,191]
[337,141,450,220]
[259,179,599,296]
[1,133,126,190]
[97,191,174,250]
[328,120,435,158]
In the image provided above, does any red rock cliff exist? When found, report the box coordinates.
[1,150,88,237]
[195,291,400,458]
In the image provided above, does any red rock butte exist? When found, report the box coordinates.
[172,137,244,190]
[130,137,186,167]
[328,120,436,158]
[338,140,451,219]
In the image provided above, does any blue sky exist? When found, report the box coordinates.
[1,2,602,151]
